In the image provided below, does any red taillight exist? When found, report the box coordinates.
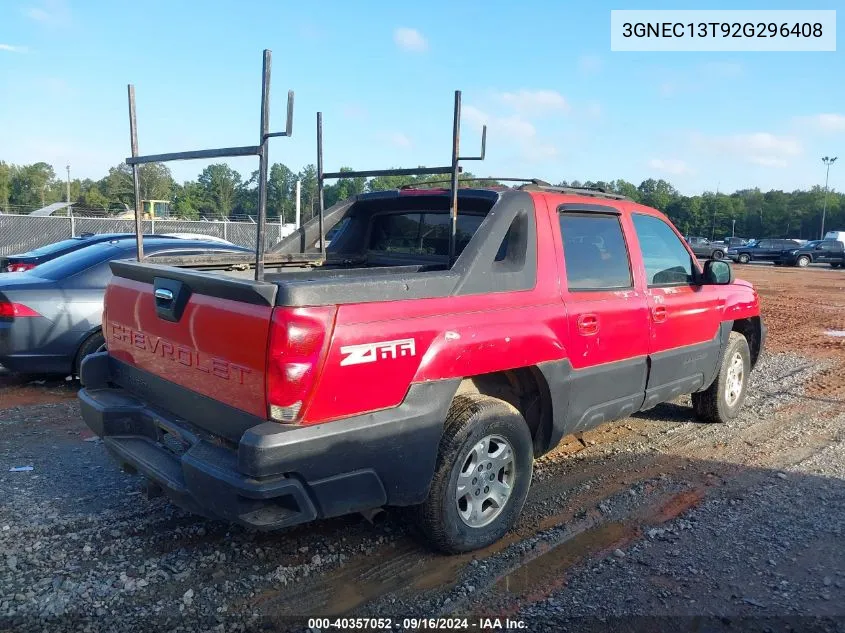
[0,301,41,318]
[266,306,337,424]
[6,263,36,273]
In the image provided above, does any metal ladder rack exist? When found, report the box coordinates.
[124,49,295,281]
[316,91,487,267]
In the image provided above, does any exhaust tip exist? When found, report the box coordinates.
[360,507,387,525]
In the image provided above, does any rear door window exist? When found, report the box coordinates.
[559,213,633,290]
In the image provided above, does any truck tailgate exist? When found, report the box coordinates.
[103,262,277,421]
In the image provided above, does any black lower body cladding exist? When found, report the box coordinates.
[78,352,460,530]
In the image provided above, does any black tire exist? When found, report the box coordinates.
[415,394,533,554]
[711,250,724,260]
[74,330,105,377]
[691,331,751,424]
[737,253,750,264]
[830,263,841,269]
[796,255,810,268]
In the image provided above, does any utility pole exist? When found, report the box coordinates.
[66,164,73,220]
[711,182,719,240]
[295,179,301,228]
[821,156,838,239]
[732,219,736,238]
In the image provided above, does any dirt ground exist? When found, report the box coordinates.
[1,264,843,633]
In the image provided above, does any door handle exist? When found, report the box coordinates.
[652,305,667,323]
[155,288,174,303]
[577,313,599,336]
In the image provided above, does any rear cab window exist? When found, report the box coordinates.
[559,212,633,291]
[368,212,485,257]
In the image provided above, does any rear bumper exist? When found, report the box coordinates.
[78,353,458,530]
[0,319,77,375]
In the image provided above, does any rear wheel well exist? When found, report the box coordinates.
[455,367,553,457]
[74,328,105,376]
[732,317,762,368]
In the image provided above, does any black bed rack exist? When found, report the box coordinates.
[124,49,298,281]
[124,50,490,278]
[317,90,488,267]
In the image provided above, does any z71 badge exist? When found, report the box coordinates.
[339,338,416,367]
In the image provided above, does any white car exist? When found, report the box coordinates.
[161,233,234,245]
[824,230,845,246]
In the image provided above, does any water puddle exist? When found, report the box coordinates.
[492,521,633,599]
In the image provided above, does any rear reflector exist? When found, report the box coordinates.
[0,301,41,318]
[266,306,337,424]
[6,263,36,273]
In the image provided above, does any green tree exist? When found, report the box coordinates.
[638,179,678,212]
[171,181,207,220]
[0,161,10,212]
[297,164,319,220]
[324,166,366,208]
[268,163,297,222]
[198,163,242,219]
[10,162,57,208]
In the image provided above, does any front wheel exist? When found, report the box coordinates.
[415,394,533,553]
[711,250,724,260]
[797,255,810,268]
[692,331,751,424]
[737,253,750,264]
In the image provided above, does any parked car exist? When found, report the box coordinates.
[78,185,766,554]
[160,233,234,245]
[727,238,802,264]
[824,230,845,245]
[718,237,749,249]
[685,236,727,260]
[1,233,185,273]
[0,237,250,376]
[780,239,845,268]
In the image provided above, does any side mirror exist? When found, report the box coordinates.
[702,259,733,285]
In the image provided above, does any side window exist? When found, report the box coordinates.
[631,214,695,286]
[559,213,632,291]
[819,241,833,251]
[757,239,772,249]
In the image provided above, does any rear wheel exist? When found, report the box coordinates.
[692,332,750,424]
[737,253,750,264]
[415,394,533,553]
[831,263,841,269]
[797,255,810,268]
[74,330,105,377]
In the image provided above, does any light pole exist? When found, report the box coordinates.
[820,156,838,239]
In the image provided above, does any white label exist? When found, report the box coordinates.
[339,338,417,367]
[610,10,836,51]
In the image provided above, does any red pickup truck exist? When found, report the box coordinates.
[78,184,765,553]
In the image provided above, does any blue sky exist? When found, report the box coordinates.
[0,0,843,195]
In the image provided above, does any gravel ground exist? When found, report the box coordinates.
[1,265,844,633]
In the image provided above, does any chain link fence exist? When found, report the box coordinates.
[0,214,296,256]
